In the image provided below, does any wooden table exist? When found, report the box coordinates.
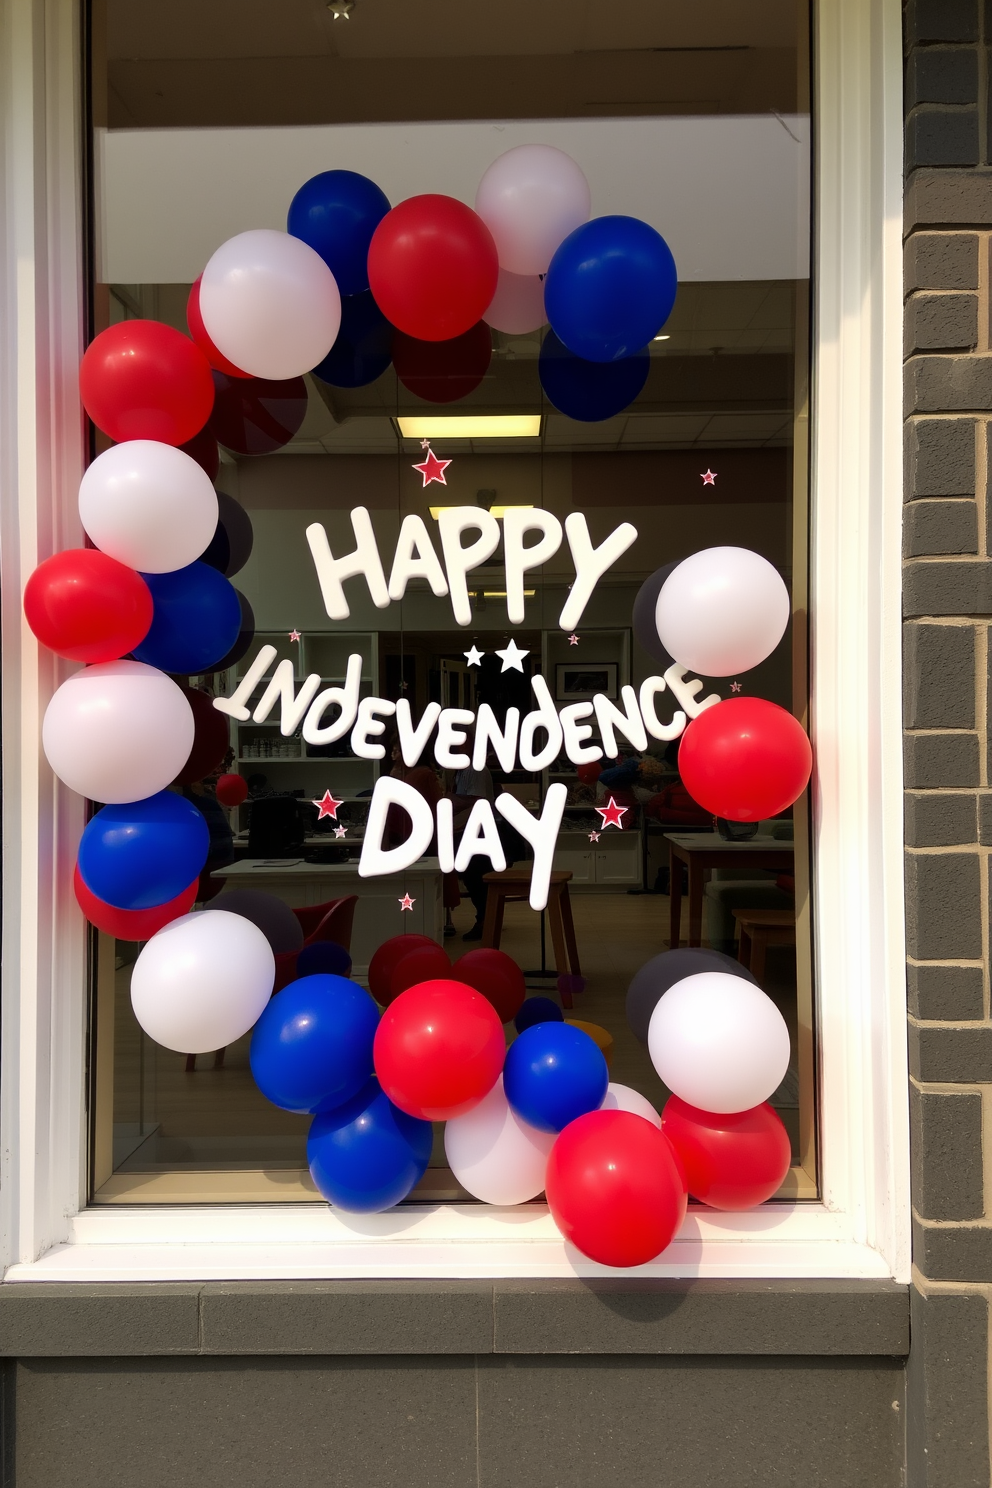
[733,908,797,984]
[664,832,795,949]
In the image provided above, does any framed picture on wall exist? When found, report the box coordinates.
[555,662,619,702]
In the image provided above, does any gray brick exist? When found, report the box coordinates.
[906,108,980,168]
[906,356,992,413]
[903,560,992,616]
[910,1087,984,1220]
[905,232,980,292]
[903,622,976,726]
[905,417,976,496]
[905,0,980,44]
[913,1218,992,1280]
[904,498,978,555]
[978,793,992,843]
[905,851,982,958]
[907,1289,990,1487]
[0,1285,201,1355]
[905,166,992,230]
[904,731,980,786]
[908,962,985,1019]
[905,292,978,353]
[911,1022,992,1081]
[905,792,977,845]
[906,47,979,106]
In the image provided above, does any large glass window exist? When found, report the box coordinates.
[87,0,813,1204]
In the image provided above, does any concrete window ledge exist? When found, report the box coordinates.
[0,1279,910,1359]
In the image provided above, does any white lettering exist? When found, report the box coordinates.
[495,784,568,911]
[437,507,501,626]
[594,685,648,758]
[358,777,434,878]
[559,513,638,631]
[306,508,390,620]
[302,653,363,745]
[213,645,278,722]
[351,696,397,760]
[387,514,449,601]
[502,508,563,624]
[518,674,564,772]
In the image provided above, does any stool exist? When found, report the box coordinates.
[482,869,581,1006]
[733,908,797,986]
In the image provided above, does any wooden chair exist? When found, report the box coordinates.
[733,908,796,986]
[481,869,581,1006]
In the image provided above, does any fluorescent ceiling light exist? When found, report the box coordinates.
[398,416,541,439]
[653,334,670,341]
[430,503,536,520]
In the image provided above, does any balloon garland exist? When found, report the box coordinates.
[22,144,815,1267]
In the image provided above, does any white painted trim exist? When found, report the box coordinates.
[0,0,911,1284]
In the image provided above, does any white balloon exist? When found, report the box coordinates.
[483,268,547,335]
[599,1081,661,1128]
[647,972,791,1114]
[131,910,275,1054]
[199,229,342,381]
[655,546,790,678]
[42,660,194,803]
[476,144,591,276]
[444,1074,555,1205]
[78,441,219,575]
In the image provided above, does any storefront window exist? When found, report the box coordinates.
[87,1,813,1204]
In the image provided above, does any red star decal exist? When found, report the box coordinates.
[288,629,301,643]
[311,790,344,821]
[412,448,451,487]
[700,469,717,486]
[596,796,628,830]
[399,893,416,912]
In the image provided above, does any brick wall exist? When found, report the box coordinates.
[904,3,992,1484]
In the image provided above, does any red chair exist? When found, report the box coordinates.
[272,895,359,993]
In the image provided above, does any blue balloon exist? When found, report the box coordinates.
[77,790,210,910]
[307,1077,432,1212]
[544,215,677,363]
[287,170,391,296]
[133,561,243,675]
[514,996,565,1035]
[250,974,378,1114]
[297,941,353,979]
[311,291,392,388]
[539,331,649,423]
[503,1022,608,1134]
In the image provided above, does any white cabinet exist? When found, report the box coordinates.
[553,831,642,889]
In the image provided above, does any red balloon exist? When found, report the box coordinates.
[392,323,492,404]
[388,944,452,1005]
[216,773,249,807]
[23,549,152,663]
[179,425,221,482]
[74,861,198,940]
[576,762,602,786]
[661,1096,791,1210]
[368,934,438,1005]
[373,979,505,1121]
[545,1109,687,1268]
[79,320,214,445]
[209,370,308,455]
[368,195,499,342]
[455,948,525,1024]
[174,686,230,786]
[679,697,812,822]
[186,275,252,379]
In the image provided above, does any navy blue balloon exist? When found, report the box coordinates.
[287,170,391,296]
[503,1022,609,1134]
[544,215,677,363]
[297,941,353,978]
[514,997,565,1035]
[307,1077,432,1212]
[539,331,649,423]
[77,790,210,910]
[133,561,242,675]
[250,974,378,1114]
[311,291,392,388]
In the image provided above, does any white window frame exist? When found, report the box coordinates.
[0,0,910,1283]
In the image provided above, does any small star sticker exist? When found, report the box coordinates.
[730,681,742,693]
[596,796,628,830]
[400,680,409,691]
[588,830,601,843]
[701,469,717,486]
[327,0,352,18]
[464,645,484,666]
[334,824,347,839]
[567,633,580,646]
[412,448,451,487]
[288,630,301,643]
[420,437,431,449]
[311,789,343,821]
[494,638,529,673]
[399,893,416,912]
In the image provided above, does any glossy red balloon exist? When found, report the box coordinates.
[368,195,499,342]
[545,1109,687,1268]
[74,861,198,940]
[209,371,309,455]
[661,1096,792,1210]
[79,320,215,446]
[388,944,452,1005]
[373,979,505,1121]
[392,323,492,404]
[368,934,438,1005]
[179,425,221,482]
[186,275,252,379]
[174,686,230,786]
[679,697,812,822]
[216,773,249,807]
[455,948,526,1024]
[23,548,153,663]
